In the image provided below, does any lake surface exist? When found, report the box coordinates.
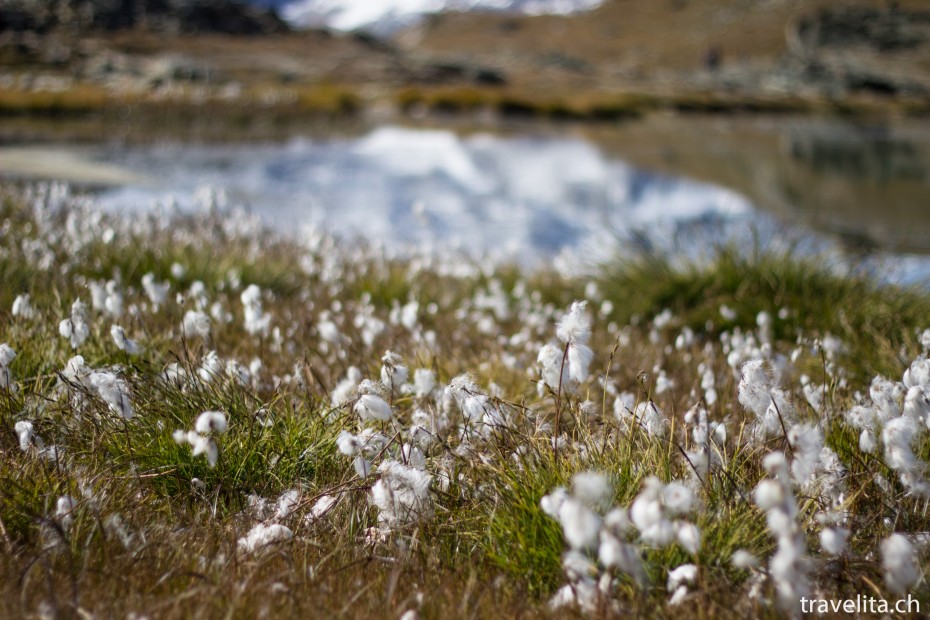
[90,125,752,265]
[3,115,930,281]
[582,115,930,257]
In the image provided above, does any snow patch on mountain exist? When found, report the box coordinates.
[249,0,602,33]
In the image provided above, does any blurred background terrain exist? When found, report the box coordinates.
[3,0,929,116]
[1,0,930,263]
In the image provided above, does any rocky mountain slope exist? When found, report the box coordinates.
[0,0,928,132]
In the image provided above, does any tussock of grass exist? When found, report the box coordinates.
[0,85,117,116]
[0,183,928,618]
[599,245,930,380]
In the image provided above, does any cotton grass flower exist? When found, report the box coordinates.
[90,371,133,420]
[603,507,631,536]
[12,294,35,319]
[540,487,569,519]
[557,498,602,551]
[731,549,759,569]
[198,351,223,383]
[62,355,93,389]
[572,472,611,511]
[903,385,930,424]
[354,455,372,478]
[401,443,426,469]
[667,563,698,605]
[661,482,695,516]
[537,342,570,393]
[675,522,701,555]
[241,284,271,337]
[274,489,300,520]
[630,401,667,437]
[336,430,363,456]
[921,328,930,351]
[787,423,823,487]
[370,460,433,529]
[331,367,362,406]
[820,527,850,556]
[881,533,919,594]
[110,325,142,355]
[380,350,408,394]
[738,359,794,440]
[15,420,39,451]
[753,451,811,612]
[0,344,15,390]
[195,411,228,434]
[104,280,124,317]
[59,299,90,349]
[554,300,594,384]
[225,360,251,386]
[141,273,170,308]
[548,580,599,613]
[182,310,211,339]
[628,477,690,548]
[904,358,930,390]
[56,495,77,530]
[238,523,293,554]
[89,280,107,311]
[598,530,643,581]
[174,411,228,467]
[308,495,337,521]
[870,376,904,421]
[447,374,500,429]
[882,415,930,497]
[354,393,393,422]
[413,368,436,399]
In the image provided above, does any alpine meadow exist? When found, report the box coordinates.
[0,181,928,618]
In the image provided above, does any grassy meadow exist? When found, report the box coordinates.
[0,182,928,618]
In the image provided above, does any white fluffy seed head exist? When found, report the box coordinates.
[12,294,35,319]
[662,482,694,516]
[567,342,593,384]
[556,300,591,345]
[540,487,569,519]
[571,471,611,510]
[354,394,393,422]
[195,411,228,435]
[238,523,293,554]
[557,498,601,551]
[675,521,701,555]
[667,563,698,592]
[274,489,300,521]
[820,527,850,556]
[0,344,16,368]
[182,310,211,339]
[537,342,570,389]
[15,420,34,451]
[336,430,361,456]
[413,368,436,398]
[370,460,433,528]
[731,549,759,569]
[90,371,133,420]
[881,534,918,595]
[754,480,785,511]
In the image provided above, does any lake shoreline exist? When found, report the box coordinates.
[1,80,927,147]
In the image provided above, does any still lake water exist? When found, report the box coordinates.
[4,115,930,281]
